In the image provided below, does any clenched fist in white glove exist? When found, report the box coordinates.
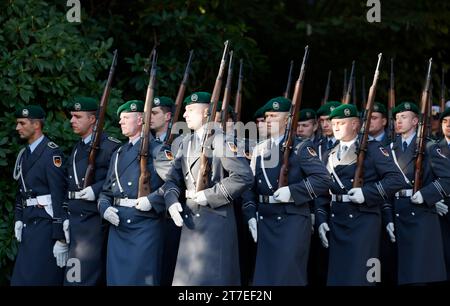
[193,191,208,206]
[318,222,330,248]
[386,222,396,243]
[348,187,365,204]
[14,221,23,242]
[248,218,257,243]
[53,240,69,268]
[273,186,292,203]
[135,196,152,211]
[63,219,70,244]
[168,202,184,227]
[103,206,120,226]
[411,191,424,204]
[435,200,449,216]
[79,186,96,201]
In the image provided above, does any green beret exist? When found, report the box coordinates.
[298,108,317,122]
[254,106,265,119]
[117,100,144,116]
[15,105,46,119]
[183,92,211,105]
[317,101,342,116]
[68,96,98,112]
[261,96,291,113]
[329,104,359,120]
[372,102,387,115]
[153,96,174,108]
[392,101,419,117]
[440,107,450,121]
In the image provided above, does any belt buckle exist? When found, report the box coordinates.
[336,194,343,202]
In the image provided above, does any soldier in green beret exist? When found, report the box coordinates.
[64,96,121,285]
[12,105,68,285]
[296,108,319,144]
[431,105,443,140]
[150,96,174,142]
[368,102,390,146]
[316,101,342,162]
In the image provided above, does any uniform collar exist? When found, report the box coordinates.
[29,135,45,153]
[82,133,92,144]
[401,132,416,147]
[339,136,358,149]
[369,131,385,142]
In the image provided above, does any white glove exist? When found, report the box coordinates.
[78,186,96,201]
[193,191,208,206]
[411,191,424,204]
[135,196,152,211]
[53,240,69,268]
[386,222,396,243]
[103,206,120,226]
[318,222,330,248]
[348,187,365,204]
[273,186,292,202]
[185,190,195,199]
[63,219,70,244]
[14,221,23,242]
[168,202,184,227]
[435,200,449,216]
[248,218,257,243]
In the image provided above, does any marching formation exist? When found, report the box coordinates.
[11,42,450,286]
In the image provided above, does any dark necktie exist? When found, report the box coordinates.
[402,141,408,152]
[327,139,333,150]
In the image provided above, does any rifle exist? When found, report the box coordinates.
[283,60,294,99]
[413,58,433,193]
[341,68,347,104]
[165,50,194,146]
[426,83,433,139]
[195,41,230,192]
[83,49,118,188]
[219,50,234,127]
[361,75,367,109]
[234,59,244,122]
[321,70,332,106]
[138,49,158,198]
[278,46,310,188]
[388,58,396,141]
[353,53,382,188]
[352,75,357,106]
[441,67,446,112]
[343,61,355,104]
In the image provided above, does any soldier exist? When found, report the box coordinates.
[150,96,174,143]
[388,102,450,285]
[64,97,121,285]
[368,102,390,146]
[157,91,254,285]
[12,105,68,285]
[315,104,408,285]
[438,107,450,281]
[97,100,167,285]
[254,106,267,141]
[316,101,342,162]
[296,108,319,147]
[241,97,332,286]
[430,105,442,140]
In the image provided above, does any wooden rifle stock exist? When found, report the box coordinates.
[353,53,382,188]
[165,50,194,146]
[83,49,118,188]
[195,41,230,192]
[388,58,396,141]
[138,50,157,197]
[278,46,310,188]
[234,59,244,122]
[414,58,433,192]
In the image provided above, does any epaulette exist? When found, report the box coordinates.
[48,141,59,149]
[108,136,121,144]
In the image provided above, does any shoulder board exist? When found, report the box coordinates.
[47,141,59,149]
[108,136,121,144]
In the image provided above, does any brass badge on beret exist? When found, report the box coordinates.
[307,146,317,157]
[53,155,62,167]
[130,103,137,111]
[164,150,174,160]
[154,98,160,106]
[379,147,389,157]
[74,102,81,111]
[22,109,29,117]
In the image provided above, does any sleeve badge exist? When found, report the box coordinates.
[379,147,390,157]
[53,156,62,167]
[307,146,318,157]
[164,150,174,160]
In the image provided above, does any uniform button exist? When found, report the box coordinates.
[82,178,84,181]
[33,220,37,225]
[128,182,132,186]
[259,216,264,220]
[20,189,22,192]
[126,219,131,224]
[331,213,335,218]
[349,214,353,218]
[69,175,72,179]
[195,213,200,217]
[258,179,262,183]
[23,224,26,228]
[184,214,188,218]
[411,212,415,216]
[395,213,399,217]
[277,216,281,220]
[68,212,71,215]
[112,183,116,186]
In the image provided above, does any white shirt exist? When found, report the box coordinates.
[82,133,92,145]
[338,136,358,158]
[29,135,45,153]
